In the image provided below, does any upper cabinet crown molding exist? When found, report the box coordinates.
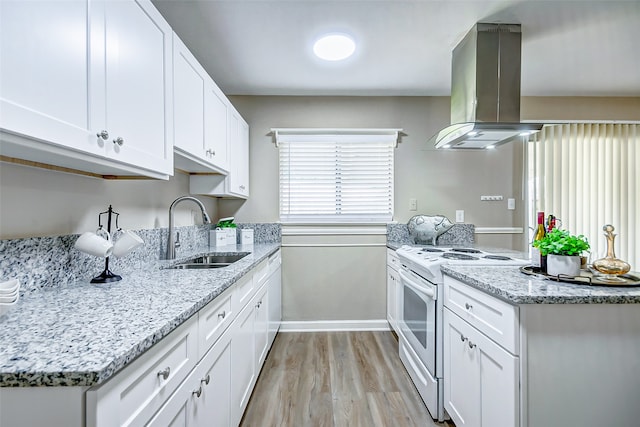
[0,0,174,179]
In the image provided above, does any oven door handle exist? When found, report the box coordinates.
[399,269,437,300]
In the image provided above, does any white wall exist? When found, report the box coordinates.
[0,163,217,239]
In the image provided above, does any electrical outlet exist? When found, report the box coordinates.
[409,198,417,211]
[456,210,464,223]
[480,195,504,201]
[507,198,516,210]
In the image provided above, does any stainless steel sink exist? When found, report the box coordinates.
[167,253,249,270]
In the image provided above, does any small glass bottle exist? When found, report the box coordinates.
[531,212,546,270]
[592,224,631,282]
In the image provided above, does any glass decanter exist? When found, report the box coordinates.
[592,224,631,282]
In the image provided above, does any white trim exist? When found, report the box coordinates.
[279,320,391,332]
[475,227,524,234]
[270,127,404,147]
[282,226,388,236]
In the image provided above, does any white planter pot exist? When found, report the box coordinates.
[547,254,581,277]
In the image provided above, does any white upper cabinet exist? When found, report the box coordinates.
[189,105,249,199]
[0,0,173,179]
[173,33,228,174]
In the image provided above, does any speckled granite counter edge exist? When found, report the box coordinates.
[0,244,280,387]
[441,265,640,305]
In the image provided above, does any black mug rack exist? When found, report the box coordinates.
[91,205,122,284]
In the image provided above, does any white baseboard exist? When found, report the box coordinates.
[279,319,391,332]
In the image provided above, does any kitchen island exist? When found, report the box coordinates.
[0,242,281,426]
[440,264,640,427]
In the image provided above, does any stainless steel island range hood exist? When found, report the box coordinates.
[431,23,542,149]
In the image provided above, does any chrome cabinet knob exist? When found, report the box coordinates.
[239,185,246,190]
[157,367,170,380]
[192,386,202,398]
[201,374,210,386]
[206,149,216,156]
[465,303,472,310]
[96,130,109,140]
[468,340,477,349]
[460,334,467,342]
[113,137,124,146]
[218,311,226,319]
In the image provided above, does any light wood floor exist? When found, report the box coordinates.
[240,331,453,427]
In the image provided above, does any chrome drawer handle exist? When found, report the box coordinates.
[201,374,210,386]
[218,310,226,319]
[96,130,109,140]
[192,386,202,398]
[465,303,473,310]
[157,367,170,380]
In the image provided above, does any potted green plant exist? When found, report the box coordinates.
[533,228,590,277]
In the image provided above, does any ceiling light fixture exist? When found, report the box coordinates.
[313,34,356,61]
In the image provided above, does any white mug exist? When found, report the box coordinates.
[112,230,144,258]
[75,229,113,258]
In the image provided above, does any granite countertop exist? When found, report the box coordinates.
[0,243,279,388]
[441,265,640,305]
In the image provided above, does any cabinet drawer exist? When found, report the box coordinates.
[443,275,519,354]
[86,315,198,427]
[253,259,269,288]
[198,288,233,359]
[268,250,281,275]
[232,273,254,314]
[387,249,400,271]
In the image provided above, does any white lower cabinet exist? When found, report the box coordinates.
[84,250,282,427]
[230,298,257,427]
[386,249,400,332]
[443,308,518,427]
[147,332,231,427]
[267,251,282,348]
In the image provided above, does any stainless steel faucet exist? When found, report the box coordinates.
[166,196,211,259]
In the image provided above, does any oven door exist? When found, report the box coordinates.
[398,267,437,375]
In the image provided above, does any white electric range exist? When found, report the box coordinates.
[394,245,528,422]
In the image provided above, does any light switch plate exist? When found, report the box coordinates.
[455,210,464,223]
[409,198,417,211]
[507,198,516,210]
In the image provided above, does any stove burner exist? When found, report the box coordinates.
[442,252,478,261]
[483,255,513,261]
[422,248,444,252]
[451,248,482,254]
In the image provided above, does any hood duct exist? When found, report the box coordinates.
[431,23,542,149]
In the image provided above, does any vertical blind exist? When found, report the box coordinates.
[528,123,639,269]
[276,130,397,223]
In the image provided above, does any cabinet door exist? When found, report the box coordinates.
[173,34,206,161]
[204,82,229,171]
[227,110,249,197]
[387,266,398,331]
[230,302,255,426]
[254,285,269,369]
[444,308,519,427]
[267,264,282,347]
[444,308,481,427]
[0,0,100,156]
[95,0,173,175]
[192,334,232,427]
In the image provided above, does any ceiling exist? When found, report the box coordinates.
[152,0,640,97]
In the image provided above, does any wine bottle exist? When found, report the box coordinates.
[532,211,546,269]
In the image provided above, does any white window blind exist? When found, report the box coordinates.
[528,123,639,269]
[274,129,399,223]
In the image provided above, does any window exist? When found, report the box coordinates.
[527,123,639,268]
[273,128,400,223]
